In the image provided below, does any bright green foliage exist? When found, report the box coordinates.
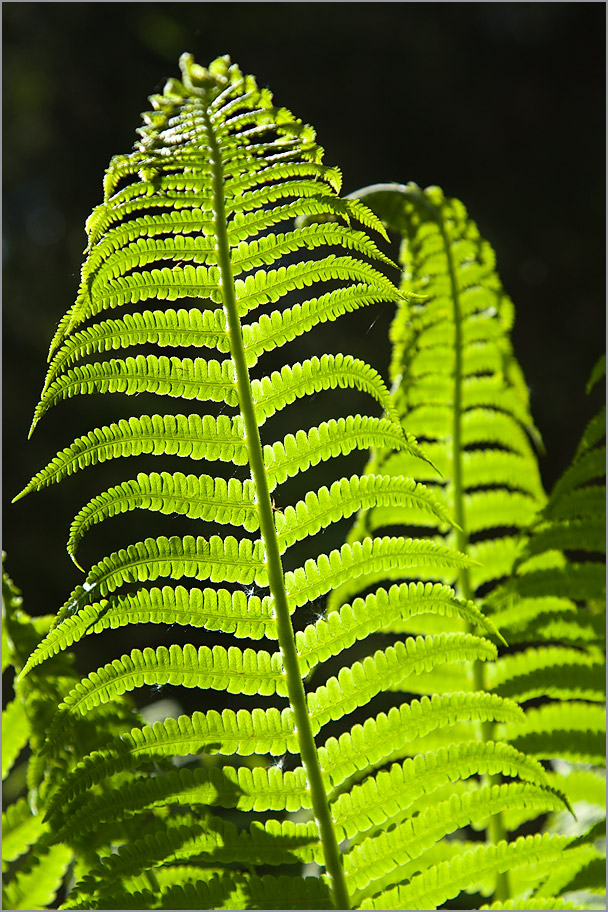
[6,56,605,911]
[341,183,605,909]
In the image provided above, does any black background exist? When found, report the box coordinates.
[3,1,605,626]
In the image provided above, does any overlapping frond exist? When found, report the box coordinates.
[332,182,605,908]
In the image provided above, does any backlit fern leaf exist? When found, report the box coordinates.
[13,55,503,911]
[331,182,604,908]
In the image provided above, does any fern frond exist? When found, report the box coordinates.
[233,254,398,317]
[67,472,259,565]
[30,354,237,433]
[308,632,497,729]
[359,834,573,910]
[45,643,287,751]
[21,585,276,676]
[318,691,523,791]
[18,53,594,911]
[349,783,568,900]
[504,701,606,765]
[489,646,605,703]
[13,413,248,500]
[332,741,557,842]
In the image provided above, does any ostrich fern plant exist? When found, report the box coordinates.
[3,54,605,911]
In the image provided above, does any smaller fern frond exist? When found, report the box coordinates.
[44,643,287,753]
[20,585,275,677]
[319,690,524,790]
[489,645,605,703]
[29,355,238,435]
[13,413,249,501]
[67,472,259,566]
[359,834,574,911]
[307,633,497,729]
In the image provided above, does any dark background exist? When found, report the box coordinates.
[3,2,605,622]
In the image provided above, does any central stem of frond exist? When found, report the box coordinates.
[440,209,510,904]
[202,102,351,912]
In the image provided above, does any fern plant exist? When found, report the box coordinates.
[5,54,604,911]
[330,183,606,908]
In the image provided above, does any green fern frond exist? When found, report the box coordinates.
[489,646,605,703]
[75,869,333,911]
[67,472,259,565]
[45,643,287,752]
[30,353,238,433]
[21,585,276,676]
[504,701,606,765]
[13,413,249,500]
[360,833,573,910]
[346,182,546,584]
[332,741,558,843]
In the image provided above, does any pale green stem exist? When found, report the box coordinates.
[204,110,351,911]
